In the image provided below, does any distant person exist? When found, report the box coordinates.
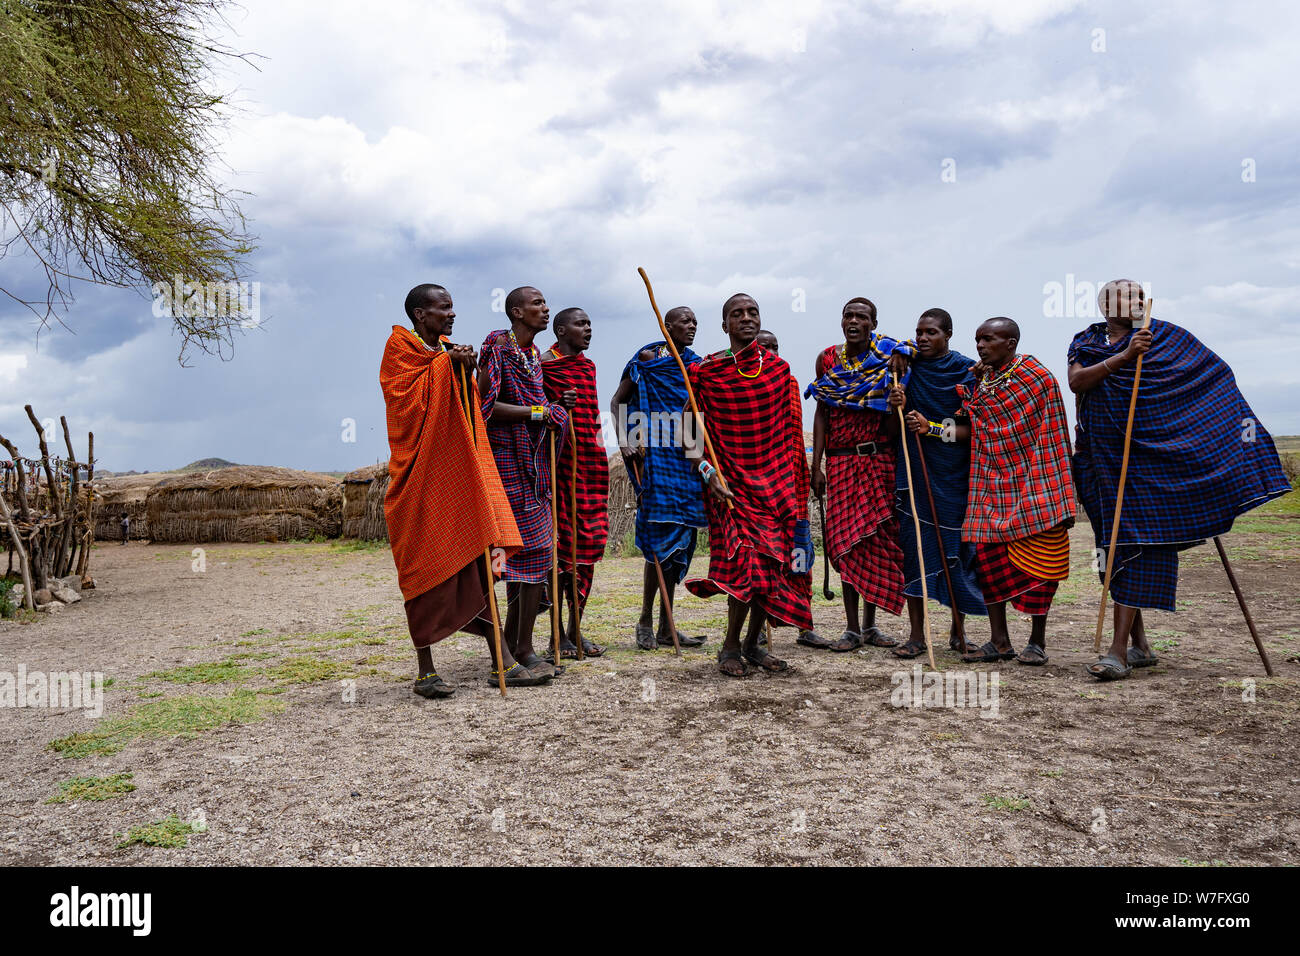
[755,329,779,353]
[380,282,529,698]
[960,318,1073,665]
[120,511,129,545]
[610,306,709,650]
[1070,280,1290,680]
[479,287,576,682]
[541,307,609,658]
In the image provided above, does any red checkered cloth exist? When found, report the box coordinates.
[815,346,905,614]
[684,343,813,630]
[542,348,610,571]
[960,354,1074,543]
[976,532,1063,616]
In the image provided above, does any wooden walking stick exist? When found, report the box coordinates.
[568,417,585,660]
[630,457,681,655]
[549,431,562,664]
[637,267,733,510]
[895,376,935,669]
[817,494,834,600]
[1214,536,1274,676]
[456,364,507,697]
[911,426,970,653]
[1094,299,1154,653]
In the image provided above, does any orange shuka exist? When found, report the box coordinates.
[380,325,521,601]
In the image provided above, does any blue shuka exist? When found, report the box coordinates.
[1070,320,1290,610]
[622,342,708,580]
[895,349,987,615]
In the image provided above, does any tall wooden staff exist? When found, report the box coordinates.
[549,431,562,664]
[568,417,585,660]
[629,458,681,655]
[911,426,970,653]
[897,397,935,669]
[456,364,508,697]
[637,267,732,509]
[1093,300,1154,653]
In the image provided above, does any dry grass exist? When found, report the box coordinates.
[145,466,342,543]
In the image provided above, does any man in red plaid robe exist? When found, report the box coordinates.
[685,293,811,678]
[960,317,1074,665]
[541,307,609,658]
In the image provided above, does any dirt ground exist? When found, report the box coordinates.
[2,498,1299,866]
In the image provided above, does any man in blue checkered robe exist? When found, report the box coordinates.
[1069,280,1291,680]
[609,305,709,650]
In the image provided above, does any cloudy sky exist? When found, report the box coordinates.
[2,0,1297,472]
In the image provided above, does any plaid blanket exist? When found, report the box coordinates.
[960,354,1074,543]
[542,348,610,567]
[1070,320,1290,545]
[804,332,914,411]
[622,341,707,575]
[684,343,812,629]
[479,329,569,582]
[380,326,521,601]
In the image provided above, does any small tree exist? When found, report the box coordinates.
[0,0,256,361]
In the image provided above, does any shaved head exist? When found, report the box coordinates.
[723,292,757,319]
[979,316,1020,343]
[553,307,587,330]
[404,283,447,321]
[505,286,539,319]
[1098,279,1145,321]
[665,305,693,323]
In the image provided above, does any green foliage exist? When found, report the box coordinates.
[330,539,387,553]
[0,578,15,618]
[981,794,1030,812]
[0,0,256,358]
[143,659,253,684]
[117,814,199,849]
[47,773,137,803]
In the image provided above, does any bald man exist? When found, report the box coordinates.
[960,317,1074,665]
[1070,280,1290,680]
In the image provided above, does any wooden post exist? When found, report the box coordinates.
[0,493,34,610]
[1214,537,1275,677]
[897,405,935,669]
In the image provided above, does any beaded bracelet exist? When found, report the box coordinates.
[927,420,945,438]
[530,405,546,422]
[698,460,716,483]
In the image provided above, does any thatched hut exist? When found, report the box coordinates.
[92,472,169,540]
[145,466,342,543]
[342,462,389,540]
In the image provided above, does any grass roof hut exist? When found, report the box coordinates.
[342,462,389,540]
[145,466,342,543]
[92,472,169,541]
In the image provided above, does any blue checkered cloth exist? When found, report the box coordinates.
[803,333,914,411]
[1070,320,1291,608]
[623,342,708,578]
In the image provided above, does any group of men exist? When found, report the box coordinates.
[379,279,1289,698]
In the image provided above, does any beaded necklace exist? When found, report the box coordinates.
[836,341,872,370]
[725,343,763,378]
[977,354,1024,394]
[508,328,539,374]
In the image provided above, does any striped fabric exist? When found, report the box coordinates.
[976,535,1059,616]
[479,329,569,583]
[814,345,904,614]
[1007,525,1070,581]
[541,348,610,567]
[684,342,813,630]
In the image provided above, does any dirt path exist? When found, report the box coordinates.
[2,514,1298,866]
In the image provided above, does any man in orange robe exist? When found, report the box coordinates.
[381,283,536,697]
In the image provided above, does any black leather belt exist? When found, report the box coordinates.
[826,441,882,457]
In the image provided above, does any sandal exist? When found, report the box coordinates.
[521,653,562,679]
[893,639,928,659]
[635,624,657,651]
[486,662,551,687]
[862,626,899,648]
[1087,654,1132,681]
[579,637,605,656]
[797,629,834,649]
[413,672,455,699]
[742,645,790,673]
[717,648,749,678]
[1126,646,1158,668]
[1016,643,1048,666]
[828,630,864,652]
[657,631,705,648]
[962,641,1016,663]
